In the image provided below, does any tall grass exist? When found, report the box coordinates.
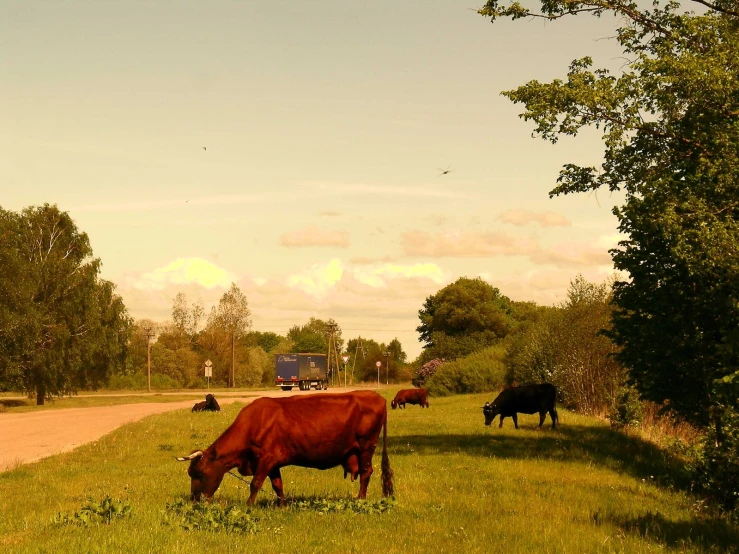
[1,392,736,553]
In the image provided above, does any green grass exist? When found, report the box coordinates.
[1,392,736,553]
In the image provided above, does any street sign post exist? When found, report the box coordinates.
[342,355,349,388]
[205,359,213,389]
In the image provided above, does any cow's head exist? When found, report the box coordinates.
[176,449,224,501]
[390,400,397,410]
[482,401,499,426]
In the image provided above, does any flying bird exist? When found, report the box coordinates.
[202,146,207,151]
[438,165,453,176]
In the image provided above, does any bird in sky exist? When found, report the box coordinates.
[202,146,207,151]
[438,165,453,176]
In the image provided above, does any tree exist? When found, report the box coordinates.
[206,283,251,387]
[287,318,343,354]
[417,277,516,361]
[171,292,204,341]
[478,2,739,429]
[0,204,131,404]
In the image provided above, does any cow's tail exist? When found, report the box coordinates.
[381,408,394,497]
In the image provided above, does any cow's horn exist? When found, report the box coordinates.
[175,450,204,462]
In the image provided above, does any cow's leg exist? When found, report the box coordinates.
[246,461,272,505]
[550,407,558,429]
[357,447,376,499]
[499,415,505,428]
[512,413,519,429]
[269,467,287,507]
[538,411,546,428]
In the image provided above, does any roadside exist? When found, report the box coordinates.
[0,387,368,472]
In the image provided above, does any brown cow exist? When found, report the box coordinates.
[176,391,394,505]
[391,388,429,409]
[192,394,221,412]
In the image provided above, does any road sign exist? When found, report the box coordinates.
[375,361,381,367]
[205,359,212,378]
[342,355,349,364]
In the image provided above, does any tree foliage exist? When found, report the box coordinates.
[417,277,516,361]
[0,204,131,404]
[478,1,739,429]
[506,275,624,413]
[287,318,343,354]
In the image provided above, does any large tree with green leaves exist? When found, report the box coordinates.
[0,204,132,404]
[204,283,251,387]
[478,1,739,429]
[417,277,516,361]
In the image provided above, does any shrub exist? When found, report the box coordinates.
[149,373,182,389]
[412,358,444,388]
[694,402,739,515]
[425,345,506,396]
[107,372,148,390]
[609,385,644,427]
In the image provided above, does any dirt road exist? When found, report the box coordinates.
[0,388,360,472]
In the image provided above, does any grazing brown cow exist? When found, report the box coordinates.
[391,388,429,410]
[176,391,394,505]
[192,394,221,412]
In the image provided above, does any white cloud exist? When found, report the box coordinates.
[131,257,235,291]
[286,259,344,296]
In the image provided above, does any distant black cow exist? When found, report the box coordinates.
[192,394,221,412]
[482,384,558,429]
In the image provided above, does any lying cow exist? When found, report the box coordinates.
[391,388,429,409]
[177,391,394,505]
[482,383,558,429]
[192,393,221,412]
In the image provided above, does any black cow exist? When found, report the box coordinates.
[192,394,221,412]
[482,384,558,429]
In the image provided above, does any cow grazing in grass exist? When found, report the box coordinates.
[482,384,558,429]
[391,388,429,409]
[176,391,394,505]
[192,394,221,412]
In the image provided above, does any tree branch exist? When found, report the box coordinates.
[690,0,739,17]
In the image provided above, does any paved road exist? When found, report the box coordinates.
[0,388,362,472]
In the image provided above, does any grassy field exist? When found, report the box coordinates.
[1,392,736,553]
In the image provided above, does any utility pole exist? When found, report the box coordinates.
[385,351,391,385]
[326,322,340,387]
[144,327,155,393]
[352,336,364,386]
[231,330,235,388]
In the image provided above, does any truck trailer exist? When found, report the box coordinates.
[275,353,328,391]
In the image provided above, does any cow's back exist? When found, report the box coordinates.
[219,392,386,469]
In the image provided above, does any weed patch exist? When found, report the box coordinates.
[290,496,397,515]
[162,499,260,534]
[53,496,132,526]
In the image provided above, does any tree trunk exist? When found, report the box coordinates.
[36,384,45,406]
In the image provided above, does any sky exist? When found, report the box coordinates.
[1,0,632,360]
